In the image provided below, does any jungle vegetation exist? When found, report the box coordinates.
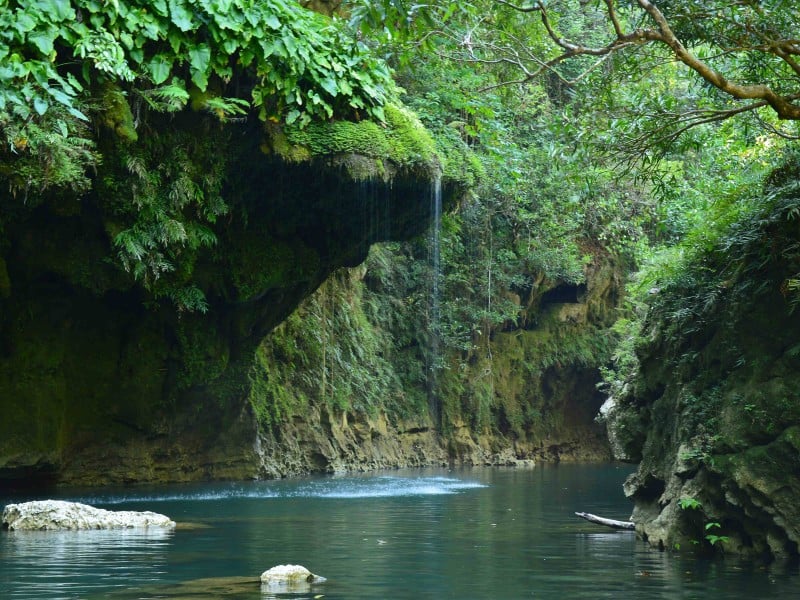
[2,1,799,450]
[254,1,799,437]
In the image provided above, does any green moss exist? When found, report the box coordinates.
[0,256,10,298]
[287,119,390,157]
[248,338,304,432]
[249,266,407,431]
[100,84,138,142]
[0,293,144,468]
[433,126,486,190]
[713,426,800,501]
[383,104,439,167]
[268,103,440,180]
[228,234,319,302]
[175,318,230,390]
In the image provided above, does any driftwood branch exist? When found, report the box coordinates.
[574,512,635,530]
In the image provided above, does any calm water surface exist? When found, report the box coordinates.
[1,464,797,599]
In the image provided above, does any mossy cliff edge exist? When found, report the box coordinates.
[0,104,449,486]
[604,160,800,558]
[248,246,620,477]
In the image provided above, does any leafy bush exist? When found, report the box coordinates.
[0,0,393,126]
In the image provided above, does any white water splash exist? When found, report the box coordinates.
[65,474,486,505]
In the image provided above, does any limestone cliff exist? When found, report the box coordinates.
[0,107,448,486]
[247,247,621,476]
[604,160,800,558]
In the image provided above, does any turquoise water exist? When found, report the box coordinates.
[1,464,797,599]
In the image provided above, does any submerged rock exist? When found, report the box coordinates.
[1,500,175,531]
[260,564,326,591]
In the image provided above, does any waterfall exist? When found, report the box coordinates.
[428,176,443,426]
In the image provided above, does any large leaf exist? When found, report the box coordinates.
[168,0,195,32]
[28,28,57,55]
[188,44,211,89]
[12,12,38,36]
[34,0,75,22]
[33,95,49,115]
[148,54,172,85]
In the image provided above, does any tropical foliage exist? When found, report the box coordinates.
[0,0,400,311]
[0,0,392,126]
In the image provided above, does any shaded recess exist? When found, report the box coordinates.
[0,109,451,485]
[540,283,587,305]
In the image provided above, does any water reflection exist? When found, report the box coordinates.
[0,528,172,600]
[2,466,798,599]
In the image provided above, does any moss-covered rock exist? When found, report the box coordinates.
[0,103,449,485]
[608,161,800,558]
[265,104,441,181]
[247,245,622,473]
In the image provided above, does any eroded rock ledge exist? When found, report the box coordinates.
[0,106,451,487]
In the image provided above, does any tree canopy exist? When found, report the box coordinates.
[350,0,800,153]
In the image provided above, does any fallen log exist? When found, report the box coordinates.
[574,512,635,530]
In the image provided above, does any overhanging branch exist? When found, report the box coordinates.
[489,0,800,121]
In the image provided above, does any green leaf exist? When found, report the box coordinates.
[34,0,75,22]
[167,30,183,54]
[264,14,281,30]
[168,0,194,32]
[120,32,134,49]
[65,72,84,92]
[222,38,239,54]
[318,77,338,97]
[285,108,301,125]
[188,44,211,89]
[191,69,208,91]
[28,29,57,55]
[13,12,37,36]
[259,38,280,59]
[282,33,297,56]
[151,0,169,17]
[33,96,49,115]
[48,86,74,107]
[148,54,172,85]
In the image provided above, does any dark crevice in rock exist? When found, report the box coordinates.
[540,283,587,305]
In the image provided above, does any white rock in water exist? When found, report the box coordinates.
[1,500,176,531]
[260,564,326,589]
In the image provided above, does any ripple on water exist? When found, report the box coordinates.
[0,528,174,600]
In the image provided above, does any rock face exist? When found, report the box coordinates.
[1,500,175,531]
[260,564,326,589]
[249,251,621,477]
[0,108,449,486]
[605,163,800,557]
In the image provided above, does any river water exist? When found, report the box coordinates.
[1,464,797,599]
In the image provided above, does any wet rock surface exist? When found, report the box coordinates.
[2,500,175,531]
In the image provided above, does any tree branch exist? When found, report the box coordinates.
[575,512,635,530]
[491,0,800,121]
[636,0,800,119]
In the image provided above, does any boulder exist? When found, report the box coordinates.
[260,564,326,591]
[1,500,175,531]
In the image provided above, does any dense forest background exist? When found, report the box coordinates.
[257,0,799,444]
